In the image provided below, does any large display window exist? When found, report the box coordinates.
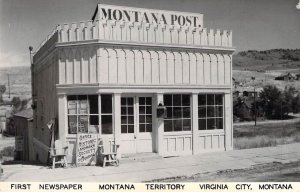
[163,94,191,132]
[198,94,224,130]
[67,94,113,134]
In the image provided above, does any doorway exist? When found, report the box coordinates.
[120,95,153,154]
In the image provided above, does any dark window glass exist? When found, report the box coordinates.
[102,115,112,134]
[216,118,223,129]
[198,119,206,130]
[128,125,134,133]
[207,95,214,105]
[183,107,190,118]
[139,115,145,123]
[164,120,172,132]
[173,107,182,118]
[207,106,215,117]
[146,115,152,123]
[163,94,191,132]
[121,107,127,115]
[182,95,190,106]
[146,124,152,132]
[174,119,182,131]
[128,107,134,115]
[215,95,223,105]
[121,98,126,105]
[68,95,77,101]
[139,124,145,132]
[207,119,215,130]
[216,106,223,117]
[128,116,134,124]
[139,97,145,105]
[146,106,152,114]
[183,119,191,131]
[198,95,206,105]
[139,106,145,114]
[198,94,224,131]
[90,115,99,125]
[146,97,152,105]
[173,95,181,106]
[121,116,127,124]
[101,95,112,113]
[164,95,172,106]
[121,125,127,133]
[198,106,206,118]
[166,107,173,118]
[127,98,134,105]
[89,95,98,114]
[78,95,87,100]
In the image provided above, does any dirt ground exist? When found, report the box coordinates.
[162,161,300,182]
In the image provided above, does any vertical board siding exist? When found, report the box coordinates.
[99,48,109,83]
[66,49,74,84]
[126,50,135,84]
[74,50,81,84]
[210,54,218,84]
[90,48,97,83]
[117,49,126,84]
[59,46,231,87]
[82,49,89,84]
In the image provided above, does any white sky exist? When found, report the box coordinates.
[0,0,300,68]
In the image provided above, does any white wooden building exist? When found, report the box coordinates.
[32,4,234,163]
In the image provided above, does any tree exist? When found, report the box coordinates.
[259,85,283,119]
[0,85,6,103]
[282,86,296,116]
[292,94,300,113]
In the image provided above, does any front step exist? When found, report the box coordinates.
[120,152,162,163]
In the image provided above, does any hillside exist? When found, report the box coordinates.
[0,66,31,101]
[233,49,300,71]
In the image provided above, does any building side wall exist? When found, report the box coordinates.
[33,52,59,163]
[58,45,232,87]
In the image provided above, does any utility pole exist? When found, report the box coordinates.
[254,86,257,126]
[7,74,10,98]
[251,76,257,126]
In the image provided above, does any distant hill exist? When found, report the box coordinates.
[233,49,300,71]
[0,66,31,101]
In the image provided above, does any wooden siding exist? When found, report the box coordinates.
[59,46,232,86]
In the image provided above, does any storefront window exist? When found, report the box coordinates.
[67,95,98,134]
[67,94,113,134]
[198,94,223,130]
[163,94,191,132]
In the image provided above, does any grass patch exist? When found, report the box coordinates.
[234,121,300,149]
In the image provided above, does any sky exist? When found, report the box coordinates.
[0,0,299,67]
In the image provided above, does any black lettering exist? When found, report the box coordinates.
[112,9,122,20]
[178,15,185,26]
[151,13,158,24]
[123,10,131,22]
[171,14,177,25]
[186,16,192,26]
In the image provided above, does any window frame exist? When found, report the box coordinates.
[163,94,192,132]
[198,94,224,131]
[66,94,114,135]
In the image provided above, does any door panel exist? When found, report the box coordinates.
[120,95,153,154]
